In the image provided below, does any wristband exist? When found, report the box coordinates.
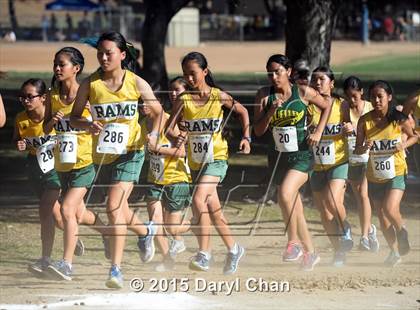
[242,136,252,143]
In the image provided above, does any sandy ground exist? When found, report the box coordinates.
[0,202,419,309]
[0,41,419,74]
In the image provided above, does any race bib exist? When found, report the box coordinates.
[313,140,335,165]
[150,154,165,182]
[347,136,369,164]
[190,134,214,164]
[272,126,298,152]
[57,133,77,163]
[97,123,129,154]
[36,141,55,173]
[371,154,395,179]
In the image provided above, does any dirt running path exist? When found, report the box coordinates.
[0,204,419,309]
[0,41,418,74]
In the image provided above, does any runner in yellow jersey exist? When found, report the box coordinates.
[42,47,109,281]
[70,31,163,289]
[308,66,353,267]
[402,91,420,181]
[140,106,191,271]
[13,79,63,276]
[355,80,418,267]
[167,52,251,275]
[341,76,379,253]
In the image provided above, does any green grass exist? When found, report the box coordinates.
[334,54,420,81]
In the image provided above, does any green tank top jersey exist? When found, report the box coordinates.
[266,84,309,151]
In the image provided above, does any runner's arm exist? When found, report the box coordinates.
[221,91,251,153]
[70,78,102,134]
[253,87,275,137]
[301,86,332,146]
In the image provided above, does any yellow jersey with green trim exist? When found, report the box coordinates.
[182,88,228,171]
[364,112,407,183]
[89,70,143,165]
[141,114,190,185]
[414,95,420,142]
[50,88,93,172]
[15,111,55,156]
[347,100,373,166]
[308,97,347,171]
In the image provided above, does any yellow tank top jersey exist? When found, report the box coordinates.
[308,97,347,171]
[182,88,228,171]
[414,95,420,142]
[364,112,407,183]
[15,111,55,155]
[50,88,93,172]
[349,101,373,125]
[142,114,190,185]
[89,70,143,165]
[346,101,373,166]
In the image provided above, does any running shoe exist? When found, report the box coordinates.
[105,264,123,289]
[301,252,321,271]
[137,221,157,263]
[47,260,72,281]
[359,236,370,251]
[223,244,245,275]
[27,257,51,275]
[169,239,186,258]
[368,224,379,252]
[189,252,210,271]
[384,250,402,267]
[339,220,354,252]
[282,242,303,262]
[396,227,410,256]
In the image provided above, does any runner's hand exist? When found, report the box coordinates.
[238,139,251,154]
[16,140,26,151]
[52,111,64,124]
[88,121,103,135]
[342,122,354,135]
[307,131,322,146]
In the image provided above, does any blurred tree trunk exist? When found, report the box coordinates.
[8,0,19,31]
[141,0,190,93]
[284,0,343,69]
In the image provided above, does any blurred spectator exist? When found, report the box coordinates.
[395,16,410,41]
[65,13,74,40]
[92,11,103,36]
[78,11,91,38]
[383,16,394,40]
[41,14,49,42]
[3,30,16,42]
[50,13,58,37]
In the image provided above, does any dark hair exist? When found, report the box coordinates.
[169,76,188,89]
[21,78,47,96]
[266,54,291,70]
[97,31,138,73]
[51,46,85,88]
[368,80,407,122]
[181,52,217,87]
[343,75,363,92]
[292,58,310,81]
[312,66,335,81]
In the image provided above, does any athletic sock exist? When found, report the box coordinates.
[229,243,239,255]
